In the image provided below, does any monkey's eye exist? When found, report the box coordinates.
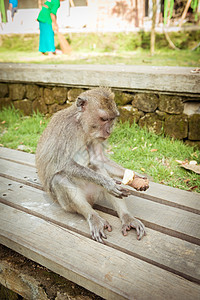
[100,117,108,122]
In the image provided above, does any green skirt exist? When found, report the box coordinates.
[39,22,55,53]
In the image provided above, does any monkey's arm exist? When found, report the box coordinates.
[88,143,149,191]
[65,160,130,198]
[103,157,125,178]
[103,157,149,192]
[88,143,125,178]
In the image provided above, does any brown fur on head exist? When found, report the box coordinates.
[76,87,118,113]
[76,87,119,141]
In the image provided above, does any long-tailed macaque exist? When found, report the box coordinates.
[36,87,149,243]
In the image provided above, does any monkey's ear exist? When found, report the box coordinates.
[76,97,88,112]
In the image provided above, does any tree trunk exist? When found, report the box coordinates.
[179,0,192,27]
[151,0,157,55]
[135,0,139,27]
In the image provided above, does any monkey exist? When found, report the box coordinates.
[36,87,149,243]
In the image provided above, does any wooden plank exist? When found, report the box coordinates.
[1,176,200,284]
[0,157,40,189]
[0,63,199,95]
[1,203,200,300]
[1,158,200,244]
[138,181,200,214]
[104,197,200,245]
[0,244,99,300]
[0,147,35,167]
[0,149,200,215]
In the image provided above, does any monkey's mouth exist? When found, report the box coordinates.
[98,137,107,141]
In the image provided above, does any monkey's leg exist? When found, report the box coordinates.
[108,194,146,240]
[51,174,112,243]
[94,167,146,240]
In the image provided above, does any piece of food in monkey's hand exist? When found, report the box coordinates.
[128,175,149,191]
[122,169,135,185]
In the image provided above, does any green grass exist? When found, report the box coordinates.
[0,31,199,66]
[0,107,199,193]
[0,107,49,153]
[108,122,200,192]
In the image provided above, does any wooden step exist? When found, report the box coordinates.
[0,147,200,299]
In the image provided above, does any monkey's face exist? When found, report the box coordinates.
[90,109,118,141]
[76,87,119,141]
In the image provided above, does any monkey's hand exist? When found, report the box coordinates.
[88,213,112,243]
[105,179,131,199]
[128,175,149,191]
[122,213,146,240]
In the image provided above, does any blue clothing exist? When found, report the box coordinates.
[39,21,55,53]
[9,0,18,8]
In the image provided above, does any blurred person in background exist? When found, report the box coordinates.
[8,0,18,21]
[37,0,64,56]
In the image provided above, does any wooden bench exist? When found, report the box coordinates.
[0,147,200,299]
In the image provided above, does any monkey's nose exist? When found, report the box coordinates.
[106,129,110,135]
[106,126,111,135]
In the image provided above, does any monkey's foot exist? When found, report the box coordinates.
[88,213,112,243]
[128,175,149,191]
[121,213,146,240]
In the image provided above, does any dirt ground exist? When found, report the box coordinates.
[0,244,103,300]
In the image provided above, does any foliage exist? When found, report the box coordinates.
[0,107,199,193]
[0,31,199,53]
[164,0,199,24]
[164,0,175,25]
[191,0,199,10]
[191,0,199,21]
[0,34,39,51]
[0,32,199,66]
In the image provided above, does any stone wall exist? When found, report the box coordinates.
[0,82,200,148]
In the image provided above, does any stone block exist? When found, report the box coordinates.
[0,83,8,98]
[33,98,48,114]
[188,114,200,140]
[114,91,133,106]
[52,87,67,104]
[164,114,188,139]
[132,93,159,112]
[155,110,167,120]
[158,95,184,114]
[48,103,70,114]
[13,99,32,116]
[26,84,40,100]
[44,88,55,105]
[67,88,84,102]
[0,98,12,109]
[184,102,200,116]
[138,113,163,134]
[118,105,144,124]
[9,84,26,100]
[185,140,200,150]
